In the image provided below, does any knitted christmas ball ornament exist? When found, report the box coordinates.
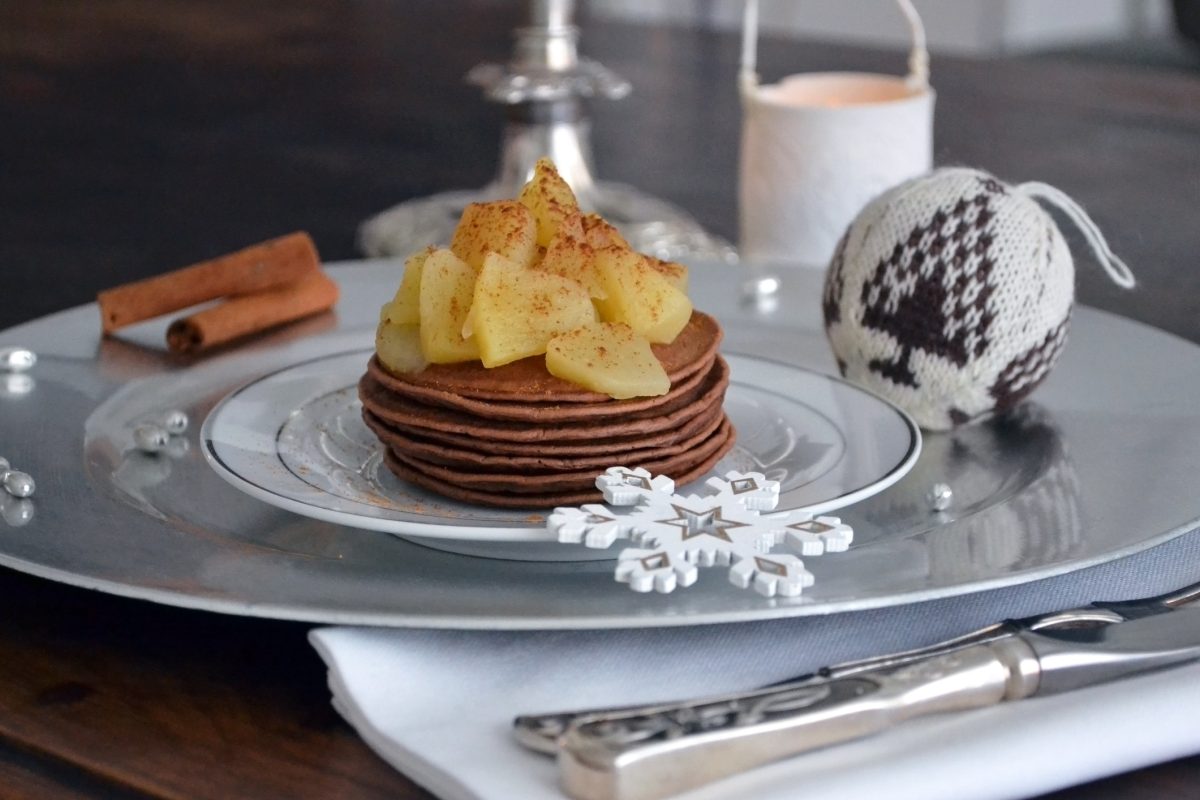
[822,167,1134,430]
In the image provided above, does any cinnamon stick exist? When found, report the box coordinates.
[166,271,339,354]
[98,232,319,333]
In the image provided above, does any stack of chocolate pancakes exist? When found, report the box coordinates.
[358,312,735,508]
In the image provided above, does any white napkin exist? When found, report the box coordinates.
[311,529,1200,800]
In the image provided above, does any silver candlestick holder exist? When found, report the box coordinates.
[358,0,735,264]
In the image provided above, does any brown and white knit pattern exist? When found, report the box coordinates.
[823,168,1074,430]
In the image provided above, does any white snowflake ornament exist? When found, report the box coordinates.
[702,470,780,510]
[595,466,675,505]
[614,548,698,594]
[547,468,854,597]
[776,515,855,555]
[552,505,627,549]
[728,553,813,597]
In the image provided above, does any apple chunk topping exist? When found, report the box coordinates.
[546,322,670,399]
[375,321,428,374]
[593,247,693,344]
[419,249,480,363]
[518,157,580,248]
[468,253,597,368]
[450,200,538,272]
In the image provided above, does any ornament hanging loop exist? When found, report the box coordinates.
[1017,181,1137,289]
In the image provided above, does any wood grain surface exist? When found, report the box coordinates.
[1,1,1198,797]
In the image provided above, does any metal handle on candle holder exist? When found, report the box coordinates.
[740,0,930,91]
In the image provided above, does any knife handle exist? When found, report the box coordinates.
[558,638,1039,800]
[514,622,1022,756]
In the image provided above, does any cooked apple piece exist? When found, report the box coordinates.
[375,321,428,374]
[648,256,689,294]
[380,247,432,326]
[546,322,670,399]
[533,211,605,299]
[581,213,631,251]
[468,253,597,368]
[419,249,480,363]
[450,200,538,272]
[593,247,693,344]
[518,157,580,248]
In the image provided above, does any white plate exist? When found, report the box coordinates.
[200,350,921,548]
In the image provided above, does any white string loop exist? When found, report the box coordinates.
[1018,181,1137,289]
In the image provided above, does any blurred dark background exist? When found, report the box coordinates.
[1,0,1198,336]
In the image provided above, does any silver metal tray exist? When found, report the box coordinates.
[1,262,1198,629]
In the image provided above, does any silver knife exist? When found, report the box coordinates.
[515,580,1200,756]
[554,605,1200,800]
[513,581,1200,800]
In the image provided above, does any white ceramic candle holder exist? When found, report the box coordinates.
[738,0,935,270]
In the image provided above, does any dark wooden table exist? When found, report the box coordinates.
[2,2,1198,797]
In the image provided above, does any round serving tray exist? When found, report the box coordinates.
[1,262,1198,628]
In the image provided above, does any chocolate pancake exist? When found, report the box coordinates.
[381,423,736,509]
[369,396,726,457]
[359,356,730,443]
[365,345,714,422]
[362,405,727,472]
[375,311,722,403]
[387,417,733,493]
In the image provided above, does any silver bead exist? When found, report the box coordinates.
[2,470,35,498]
[0,495,34,527]
[134,423,170,454]
[0,347,36,372]
[162,410,189,435]
[926,482,953,512]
